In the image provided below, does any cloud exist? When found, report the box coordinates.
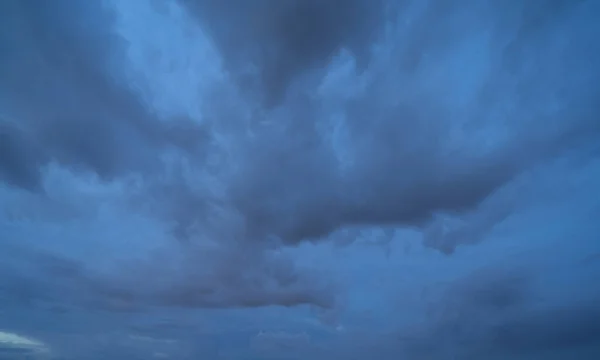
[1,223,333,312]
[400,271,600,359]
[251,330,311,353]
[181,0,387,107]
[1,0,600,358]
[3,0,599,246]
[0,331,49,359]
[216,0,600,251]
[0,0,207,189]
[489,305,600,355]
[0,0,333,312]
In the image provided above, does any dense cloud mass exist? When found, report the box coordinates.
[181,0,387,106]
[1,0,600,359]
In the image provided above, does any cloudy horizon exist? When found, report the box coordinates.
[1,0,600,359]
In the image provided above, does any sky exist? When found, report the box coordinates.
[1,0,600,359]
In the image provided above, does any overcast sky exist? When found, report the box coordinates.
[1,0,600,359]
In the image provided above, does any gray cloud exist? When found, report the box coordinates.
[385,266,600,359]
[0,241,333,314]
[3,0,599,248]
[0,0,207,189]
[181,0,387,107]
[1,0,600,349]
[488,305,600,355]
[222,0,600,249]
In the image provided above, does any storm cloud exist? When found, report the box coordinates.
[181,0,387,106]
[1,0,600,359]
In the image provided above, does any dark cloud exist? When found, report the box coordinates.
[224,0,600,249]
[396,266,600,359]
[0,0,206,189]
[251,330,311,358]
[0,123,44,191]
[1,0,599,335]
[0,243,333,313]
[489,305,600,355]
[3,0,599,245]
[405,304,600,359]
[181,0,387,106]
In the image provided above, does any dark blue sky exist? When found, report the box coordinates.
[1,0,600,359]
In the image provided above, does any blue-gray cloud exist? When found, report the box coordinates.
[181,0,387,107]
[1,0,600,359]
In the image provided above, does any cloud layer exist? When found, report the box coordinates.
[1,0,600,359]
